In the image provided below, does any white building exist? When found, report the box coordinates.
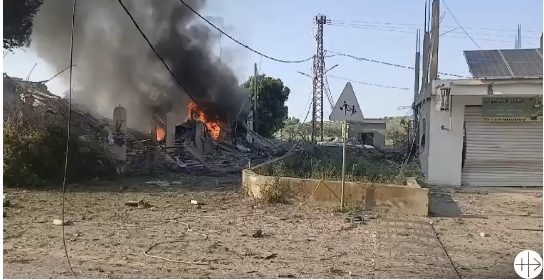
[348,118,387,149]
[415,48,543,187]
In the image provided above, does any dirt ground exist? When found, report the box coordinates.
[3,173,543,278]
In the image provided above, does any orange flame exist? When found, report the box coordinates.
[156,126,165,141]
[188,102,221,140]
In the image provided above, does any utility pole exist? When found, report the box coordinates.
[413,29,421,155]
[429,0,440,81]
[253,63,258,133]
[312,14,330,143]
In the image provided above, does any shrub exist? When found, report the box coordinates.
[259,177,289,204]
[3,116,115,187]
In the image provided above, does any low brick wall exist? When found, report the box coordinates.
[243,166,429,216]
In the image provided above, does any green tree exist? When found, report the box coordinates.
[4,0,43,51]
[385,116,411,147]
[243,74,290,138]
[284,117,300,126]
[279,117,300,140]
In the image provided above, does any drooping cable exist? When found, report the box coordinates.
[60,0,77,277]
[328,50,469,78]
[441,0,481,49]
[177,0,313,64]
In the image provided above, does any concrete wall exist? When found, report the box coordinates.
[421,80,543,186]
[243,169,429,216]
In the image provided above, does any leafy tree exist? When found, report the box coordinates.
[4,0,43,51]
[243,74,290,138]
[385,116,411,147]
[284,117,300,126]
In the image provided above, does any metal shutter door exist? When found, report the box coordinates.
[462,106,543,187]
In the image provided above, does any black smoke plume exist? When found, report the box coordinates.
[31,0,249,130]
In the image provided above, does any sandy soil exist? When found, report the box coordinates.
[3,173,543,278]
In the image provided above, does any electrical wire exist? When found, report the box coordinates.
[117,0,233,135]
[331,21,536,40]
[60,0,77,277]
[441,0,481,49]
[38,64,77,83]
[217,32,222,63]
[328,74,410,90]
[302,90,313,124]
[331,19,542,33]
[324,74,335,109]
[177,0,313,64]
[329,23,516,43]
[328,50,469,78]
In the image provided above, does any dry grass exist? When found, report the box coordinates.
[259,177,289,204]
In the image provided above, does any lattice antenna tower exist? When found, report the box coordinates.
[312,14,330,143]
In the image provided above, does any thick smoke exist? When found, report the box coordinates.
[31,0,250,131]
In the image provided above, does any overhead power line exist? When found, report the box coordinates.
[441,0,481,49]
[328,74,410,90]
[330,22,539,40]
[328,23,517,43]
[328,50,469,78]
[331,19,542,33]
[177,0,313,63]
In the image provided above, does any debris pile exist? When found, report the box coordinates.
[3,75,285,182]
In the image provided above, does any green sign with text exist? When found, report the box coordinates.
[482,96,542,122]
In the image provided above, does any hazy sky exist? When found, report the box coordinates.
[4,0,543,121]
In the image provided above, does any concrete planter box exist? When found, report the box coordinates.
[242,154,429,216]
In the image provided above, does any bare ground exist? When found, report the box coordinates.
[3,173,542,278]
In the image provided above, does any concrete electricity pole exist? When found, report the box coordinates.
[429,0,440,81]
[412,29,421,154]
[253,63,258,133]
[312,14,330,143]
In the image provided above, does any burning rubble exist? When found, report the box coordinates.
[3,75,282,180]
[5,0,288,180]
[30,0,251,135]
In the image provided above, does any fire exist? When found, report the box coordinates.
[156,126,165,141]
[188,102,221,140]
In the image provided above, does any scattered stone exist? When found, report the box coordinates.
[53,218,72,226]
[327,267,344,275]
[479,231,489,237]
[252,229,263,238]
[263,252,277,260]
[3,194,9,207]
[145,180,170,187]
[340,224,356,231]
[124,199,152,208]
[119,186,127,191]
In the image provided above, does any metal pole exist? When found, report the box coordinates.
[253,63,258,132]
[341,120,347,210]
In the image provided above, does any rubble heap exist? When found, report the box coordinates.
[3,75,284,180]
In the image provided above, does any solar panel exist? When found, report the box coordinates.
[464,50,512,79]
[500,49,543,78]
